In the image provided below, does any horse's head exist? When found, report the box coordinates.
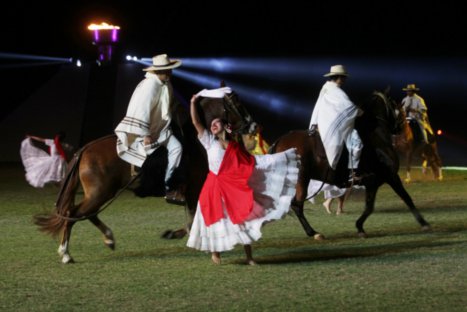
[198,91,257,135]
[362,90,404,135]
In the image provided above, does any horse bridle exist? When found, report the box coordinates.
[222,93,256,134]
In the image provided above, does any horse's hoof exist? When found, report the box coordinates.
[358,232,367,238]
[313,233,325,240]
[421,225,432,232]
[105,239,115,250]
[161,229,186,239]
[170,229,187,239]
[246,259,257,266]
[161,230,174,239]
[61,254,74,264]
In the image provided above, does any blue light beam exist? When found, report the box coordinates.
[0,52,71,63]
[0,61,71,69]
[173,69,311,116]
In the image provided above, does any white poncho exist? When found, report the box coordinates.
[115,72,173,167]
[309,81,361,169]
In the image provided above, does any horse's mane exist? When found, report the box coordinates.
[356,90,400,137]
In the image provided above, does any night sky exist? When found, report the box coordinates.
[2,2,466,57]
[1,1,467,164]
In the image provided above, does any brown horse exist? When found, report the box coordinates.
[270,91,431,238]
[392,105,443,183]
[34,91,256,263]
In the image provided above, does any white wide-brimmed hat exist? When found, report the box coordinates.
[323,65,349,77]
[402,83,420,91]
[143,54,182,71]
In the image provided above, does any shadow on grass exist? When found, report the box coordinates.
[377,204,467,214]
[96,224,466,266]
[247,239,466,265]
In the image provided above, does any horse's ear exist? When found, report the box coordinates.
[220,80,226,87]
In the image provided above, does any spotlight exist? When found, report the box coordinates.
[126,55,132,61]
[76,59,82,67]
[437,129,443,136]
[132,56,138,61]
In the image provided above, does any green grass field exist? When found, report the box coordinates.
[1,163,466,311]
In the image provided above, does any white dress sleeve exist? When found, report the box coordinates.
[198,130,215,149]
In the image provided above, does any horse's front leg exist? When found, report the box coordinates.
[89,216,115,250]
[435,166,443,181]
[429,149,443,181]
[356,185,378,238]
[422,158,428,175]
[387,175,431,231]
[291,198,323,240]
[58,221,75,264]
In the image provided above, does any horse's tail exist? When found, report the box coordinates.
[33,149,83,237]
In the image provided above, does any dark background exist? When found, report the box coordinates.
[2,2,466,58]
[1,1,466,164]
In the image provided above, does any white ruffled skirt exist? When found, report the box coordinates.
[20,138,67,188]
[187,148,299,252]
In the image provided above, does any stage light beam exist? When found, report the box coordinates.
[0,52,71,63]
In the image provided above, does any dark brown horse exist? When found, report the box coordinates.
[392,106,443,183]
[34,91,256,263]
[270,91,431,238]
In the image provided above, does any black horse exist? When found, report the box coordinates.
[34,91,256,263]
[271,91,431,238]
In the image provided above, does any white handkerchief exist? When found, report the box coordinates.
[196,87,232,98]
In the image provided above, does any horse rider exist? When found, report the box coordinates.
[401,83,434,144]
[115,54,185,205]
[309,65,363,182]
